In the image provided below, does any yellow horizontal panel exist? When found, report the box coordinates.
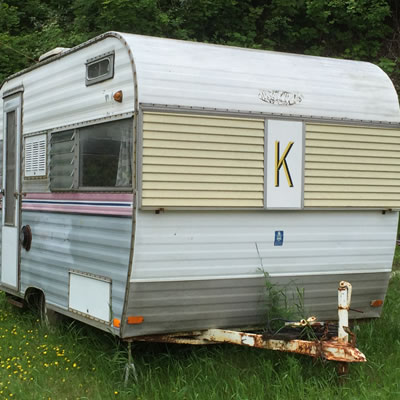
[143,156,263,169]
[143,164,263,176]
[143,130,264,145]
[305,154,400,166]
[305,161,400,173]
[305,184,400,193]
[143,112,264,130]
[142,198,264,207]
[304,192,400,200]
[304,199,400,208]
[306,147,399,159]
[305,169,400,179]
[143,139,263,153]
[143,123,264,138]
[304,177,399,186]
[143,173,264,184]
[142,190,263,199]
[307,138,400,152]
[306,132,400,145]
[143,147,264,161]
[143,181,264,191]
[307,123,400,137]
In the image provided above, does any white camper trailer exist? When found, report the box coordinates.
[0,32,400,341]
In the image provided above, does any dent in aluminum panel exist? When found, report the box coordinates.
[123,272,390,337]
[131,210,397,281]
[20,211,132,321]
[122,33,400,124]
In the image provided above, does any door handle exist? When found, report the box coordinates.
[13,192,26,199]
[0,189,4,196]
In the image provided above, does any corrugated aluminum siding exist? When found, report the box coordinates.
[123,209,396,336]
[123,272,389,337]
[123,33,400,124]
[305,124,400,208]
[20,212,132,322]
[141,112,264,207]
[2,37,134,135]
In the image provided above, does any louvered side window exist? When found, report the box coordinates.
[24,134,47,178]
[50,130,76,190]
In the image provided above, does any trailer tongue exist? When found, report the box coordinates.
[129,281,366,379]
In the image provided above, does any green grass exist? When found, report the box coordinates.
[1,274,400,399]
[392,245,400,271]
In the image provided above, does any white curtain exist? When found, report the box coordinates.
[116,125,132,187]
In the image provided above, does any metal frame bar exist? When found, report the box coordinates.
[128,281,366,364]
[139,103,400,129]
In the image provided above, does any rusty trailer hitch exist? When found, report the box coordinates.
[131,281,366,369]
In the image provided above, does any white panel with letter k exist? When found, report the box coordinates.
[266,120,304,209]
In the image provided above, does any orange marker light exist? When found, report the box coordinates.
[113,318,121,328]
[127,316,144,325]
[113,90,123,102]
[370,300,384,308]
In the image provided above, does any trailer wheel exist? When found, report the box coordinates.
[24,288,62,327]
[25,289,47,323]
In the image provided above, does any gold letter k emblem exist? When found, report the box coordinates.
[275,141,294,187]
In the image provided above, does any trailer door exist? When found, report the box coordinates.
[1,93,22,290]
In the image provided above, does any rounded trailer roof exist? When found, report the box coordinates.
[119,32,400,125]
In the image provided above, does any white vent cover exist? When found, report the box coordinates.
[25,134,47,177]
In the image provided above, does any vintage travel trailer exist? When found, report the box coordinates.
[0,32,400,340]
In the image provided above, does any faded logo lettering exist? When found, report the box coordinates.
[259,90,303,106]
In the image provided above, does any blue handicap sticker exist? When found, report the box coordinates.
[274,231,284,246]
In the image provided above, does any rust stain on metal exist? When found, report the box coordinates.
[131,328,366,364]
[127,281,366,368]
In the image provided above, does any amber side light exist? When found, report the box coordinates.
[113,318,121,328]
[370,300,384,307]
[127,316,144,325]
[113,90,123,102]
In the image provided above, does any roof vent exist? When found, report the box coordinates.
[39,47,70,62]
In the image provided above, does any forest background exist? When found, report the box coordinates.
[0,0,399,97]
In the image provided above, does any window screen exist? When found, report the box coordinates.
[5,111,16,225]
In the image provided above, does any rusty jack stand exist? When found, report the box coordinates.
[337,280,354,375]
[131,281,366,374]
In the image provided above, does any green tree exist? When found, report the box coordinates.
[0,0,399,96]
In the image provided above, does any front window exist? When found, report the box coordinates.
[79,120,132,188]
[50,118,133,191]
